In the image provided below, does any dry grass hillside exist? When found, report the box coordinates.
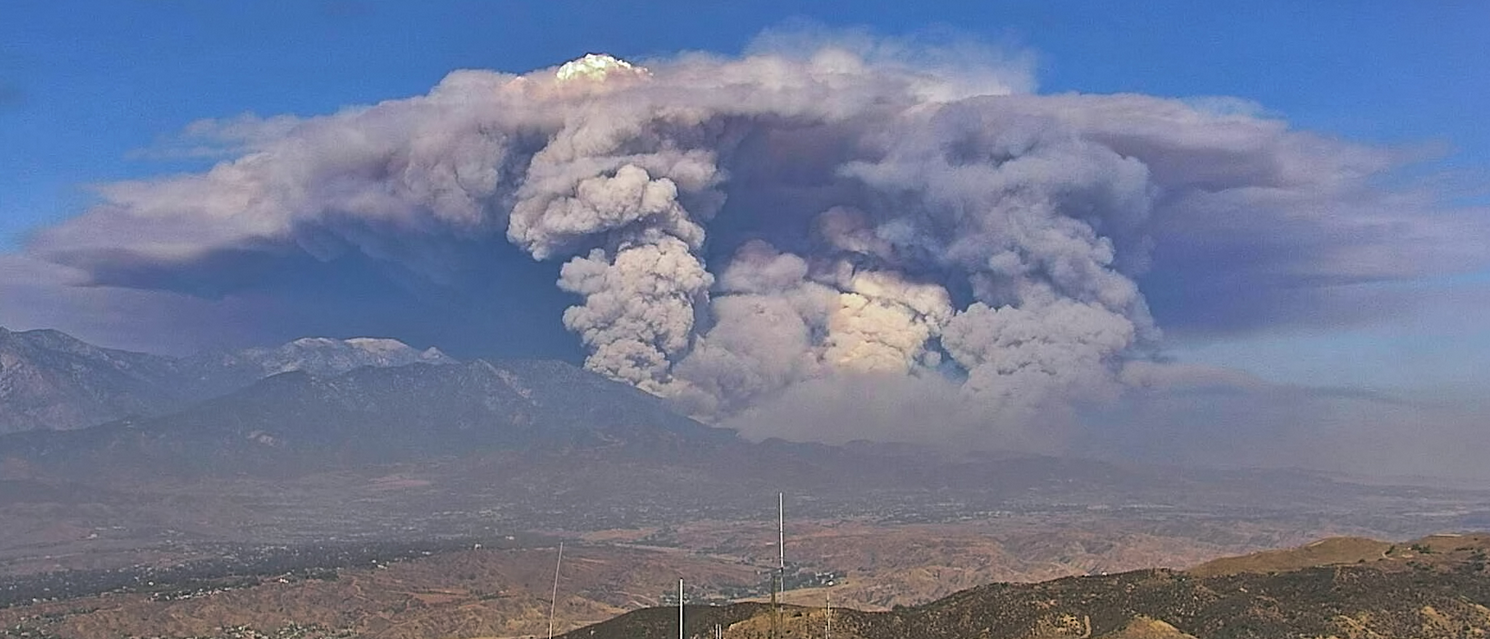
[1189,532,1490,577]
[0,545,759,639]
[4,530,1486,639]
[563,534,1490,639]
[621,516,1331,610]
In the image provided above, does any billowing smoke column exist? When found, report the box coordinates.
[500,52,1152,424]
[29,44,1490,444]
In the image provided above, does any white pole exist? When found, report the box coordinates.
[679,578,685,639]
[772,493,785,639]
[778,492,785,571]
[548,541,563,639]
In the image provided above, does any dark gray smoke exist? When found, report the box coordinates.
[11,38,1490,458]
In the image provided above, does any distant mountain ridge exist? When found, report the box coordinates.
[178,335,458,398]
[0,328,186,434]
[0,329,1458,509]
[189,336,453,378]
[0,327,458,433]
[6,329,1488,546]
[0,345,1432,521]
[0,357,735,477]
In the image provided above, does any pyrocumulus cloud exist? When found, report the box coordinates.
[17,36,1490,447]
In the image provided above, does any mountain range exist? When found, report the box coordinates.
[0,327,454,434]
[0,332,1367,510]
[5,327,1490,519]
[3,328,1490,639]
[0,358,734,477]
[4,326,1490,596]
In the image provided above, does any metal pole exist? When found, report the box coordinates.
[778,492,785,571]
[773,492,784,639]
[679,578,685,639]
[548,542,563,639]
[770,570,778,639]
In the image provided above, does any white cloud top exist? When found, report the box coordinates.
[555,53,647,82]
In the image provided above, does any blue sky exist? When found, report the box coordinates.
[2,0,1488,393]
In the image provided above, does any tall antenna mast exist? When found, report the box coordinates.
[548,541,564,639]
[825,590,831,639]
[771,492,785,639]
[778,492,785,571]
[678,578,685,639]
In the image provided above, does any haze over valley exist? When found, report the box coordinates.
[3,327,1490,637]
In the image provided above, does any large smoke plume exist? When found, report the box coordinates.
[16,38,1490,453]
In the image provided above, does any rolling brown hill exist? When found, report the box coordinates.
[0,545,763,639]
[3,534,1487,639]
[1187,532,1490,577]
[563,533,1490,639]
